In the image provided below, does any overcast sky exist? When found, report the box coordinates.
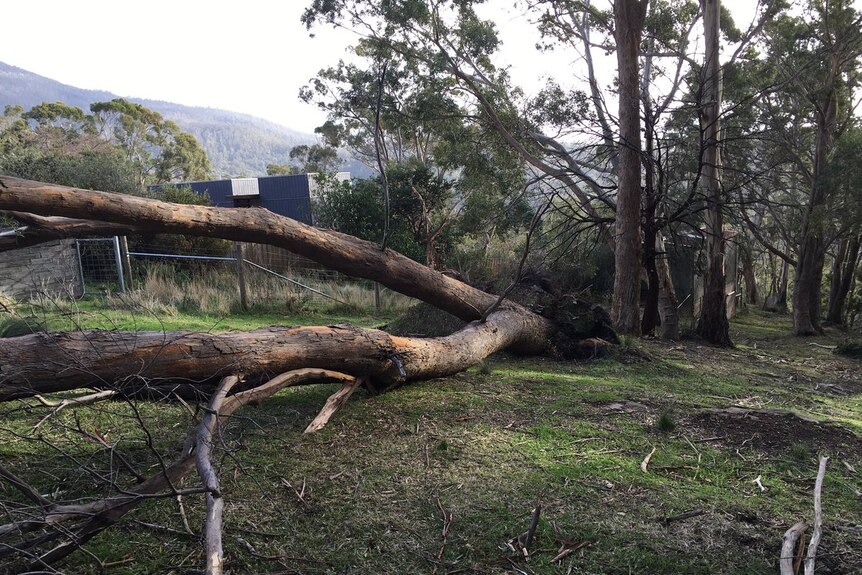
[2,1,852,135]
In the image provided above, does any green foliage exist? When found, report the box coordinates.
[314,166,460,265]
[0,147,141,195]
[90,98,211,184]
[834,339,862,360]
[1,98,211,197]
[656,411,677,433]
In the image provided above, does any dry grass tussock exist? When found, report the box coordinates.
[104,263,413,316]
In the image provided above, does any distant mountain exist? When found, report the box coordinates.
[0,61,373,178]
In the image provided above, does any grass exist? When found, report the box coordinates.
[0,307,860,574]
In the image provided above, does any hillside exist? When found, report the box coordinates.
[0,61,371,178]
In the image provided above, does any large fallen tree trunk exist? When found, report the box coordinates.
[0,176,567,400]
[0,309,551,401]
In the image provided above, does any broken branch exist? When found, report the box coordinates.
[804,456,828,575]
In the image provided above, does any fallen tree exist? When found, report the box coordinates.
[0,176,568,400]
[0,176,613,570]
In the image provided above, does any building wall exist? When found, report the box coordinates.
[0,240,81,299]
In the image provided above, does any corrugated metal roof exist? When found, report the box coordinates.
[230,178,260,197]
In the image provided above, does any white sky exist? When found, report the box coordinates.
[1,1,850,134]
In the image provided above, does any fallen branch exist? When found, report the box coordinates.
[304,377,362,433]
[804,456,829,575]
[432,496,453,575]
[196,375,240,575]
[518,499,542,556]
[779,521,808,575]
[659,509,704,525]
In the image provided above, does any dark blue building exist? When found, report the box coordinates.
[153,175,314,225]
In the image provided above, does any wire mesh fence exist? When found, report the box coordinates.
[75,238,125,295]
[2,234,415,316]
[123,237,412,315]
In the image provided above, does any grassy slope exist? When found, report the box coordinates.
[1,308,860,574]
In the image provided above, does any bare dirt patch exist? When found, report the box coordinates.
[689,408,861,457]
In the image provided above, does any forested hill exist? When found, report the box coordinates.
[0,61,344,177]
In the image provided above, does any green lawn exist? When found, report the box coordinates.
[0,306,860,574]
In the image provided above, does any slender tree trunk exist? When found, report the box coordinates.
[640,42,660,337]
[656,234,680,339]
[641,225,660,336]
[611,0,648,335]
[696,0,731,346]
[777,252,790,309]
[826,235,861,325]
[740,244,759,305]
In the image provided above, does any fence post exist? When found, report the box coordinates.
[111,236,126,294]
[374,282,381,312]
[234,242,248,311]
[74,240,85,297]
[119,236,134,291]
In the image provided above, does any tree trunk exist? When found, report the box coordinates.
[740,243,759,305]
[826,235,861,325]
[0,309,552,402]
[792,46,841,335]
[611,0,648,335]
[695,0,731,346]
[0,176,567,401]
[777,253,790,309]
[640,41,659,337]
[641,226,660,336]
[656,234,680,340]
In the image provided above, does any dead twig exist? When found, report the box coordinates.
[304,376,361,433]
[518,499,542,556]
[804,456,828,575]
[660,509,704,525]
[551,540,590,563]
[432,496,453,575]
[640,447,657,473]
[31,390,118,431]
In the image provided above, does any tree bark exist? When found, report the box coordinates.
[611,0,648,335]
[777,253,790,309]
[695,0,731,346]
